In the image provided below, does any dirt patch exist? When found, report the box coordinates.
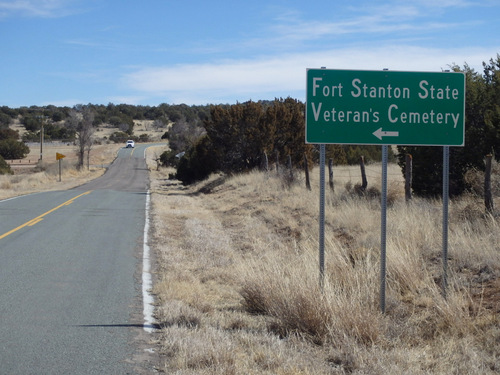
[478,277,500,313]
[469,270,500,314]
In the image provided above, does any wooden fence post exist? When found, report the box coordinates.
[405,154,413,202]
[287,155,293,181]
[360,156,367,191]
[485,154,494,214]
[262,151,269,171]
[305,154,311,190]
[328,158,334,192]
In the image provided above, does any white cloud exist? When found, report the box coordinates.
[123,45,498,104]
[0,0,82,18]
[415,0,475,8]
[125,58,300,94]
[244,2,479,55]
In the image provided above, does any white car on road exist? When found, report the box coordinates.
[125,140,135,148]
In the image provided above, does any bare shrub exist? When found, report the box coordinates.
[277,168,298,190]
[0,178,11,189]
[465,158,500,196]
[453,195,485,222]
[366,185,381,198]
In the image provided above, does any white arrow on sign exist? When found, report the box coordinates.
[373,127,399,141]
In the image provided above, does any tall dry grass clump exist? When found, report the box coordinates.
[150,164,500,374]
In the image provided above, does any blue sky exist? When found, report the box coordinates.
[0,0,499,108]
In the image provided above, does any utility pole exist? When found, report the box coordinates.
[38,115,46,162]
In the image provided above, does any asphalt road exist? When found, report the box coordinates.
[0,145,155,374]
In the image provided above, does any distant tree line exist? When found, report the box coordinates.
[170,98,311,184]
[0,102,211,173]
[170,98,396,185]
[0,103,211,143]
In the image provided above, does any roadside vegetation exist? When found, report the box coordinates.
[149,164,500,374]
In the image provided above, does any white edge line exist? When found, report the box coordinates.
[0,192,42,204]
[142,190,156,332]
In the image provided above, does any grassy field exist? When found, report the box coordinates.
[148,163,500,374]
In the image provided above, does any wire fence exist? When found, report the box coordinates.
[328,163,405,187]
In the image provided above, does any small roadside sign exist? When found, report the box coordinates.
[306,69,465,146]
[56,153,66,182]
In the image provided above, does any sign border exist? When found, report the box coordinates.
[305,68,465,147]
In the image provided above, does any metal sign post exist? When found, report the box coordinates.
[319,144,325,290]
[380,145,388,313]
[442,146,450,298]
[56,153,66,182]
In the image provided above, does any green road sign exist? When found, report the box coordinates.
[306,69,465,146]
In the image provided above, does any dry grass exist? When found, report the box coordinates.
[149,164,500,374]
[0,143,122,200]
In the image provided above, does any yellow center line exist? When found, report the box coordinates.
[27,218,43,227]
[0,191,92,240]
